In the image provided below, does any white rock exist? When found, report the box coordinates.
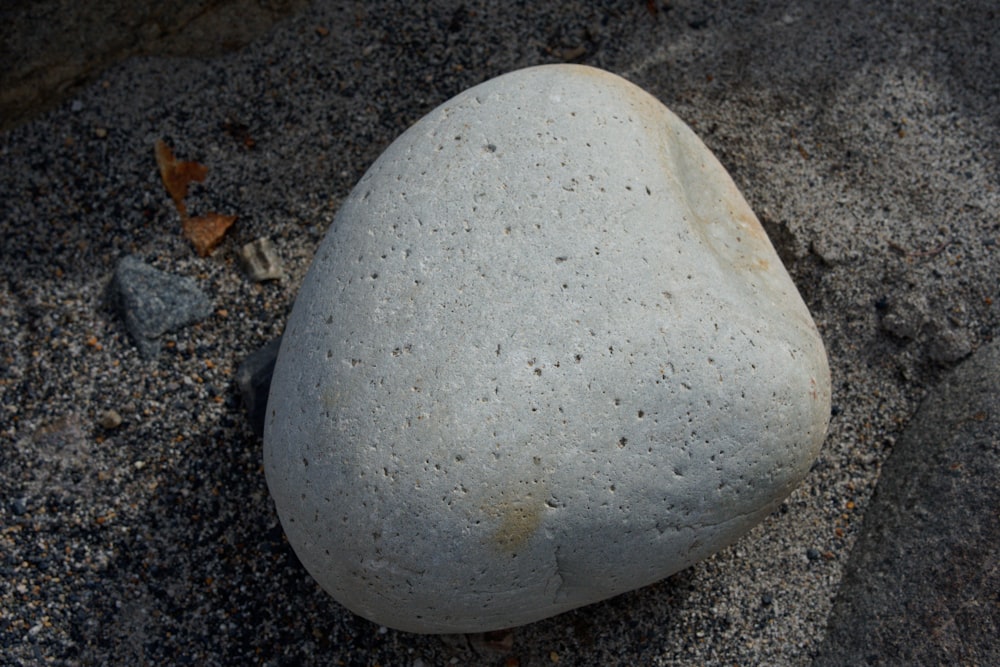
[264,64,831,633]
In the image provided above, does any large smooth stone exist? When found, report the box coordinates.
[264,64,831,634]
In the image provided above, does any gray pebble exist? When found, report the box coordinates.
[11,497,29,516]
[107,255,212,359]
[237,337,283,437]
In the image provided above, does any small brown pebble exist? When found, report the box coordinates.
[99,409,123,429]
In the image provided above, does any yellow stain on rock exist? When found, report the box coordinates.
[483,487,546,553]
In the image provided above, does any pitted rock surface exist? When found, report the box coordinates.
[264,65,831,633]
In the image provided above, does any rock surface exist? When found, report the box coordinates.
[264,65,831,633]
[813,339,1000,667]
[107,255,212,359]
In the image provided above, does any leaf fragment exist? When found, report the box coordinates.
[182,213,237,257]
[155,140,209,220]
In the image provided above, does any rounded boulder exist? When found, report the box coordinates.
[264,64,831,633]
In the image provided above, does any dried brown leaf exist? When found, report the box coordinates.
[182,212,236,257]
[155,140,209,220]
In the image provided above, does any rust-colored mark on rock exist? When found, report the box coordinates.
[485,490,545,552]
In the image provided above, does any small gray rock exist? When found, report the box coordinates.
[265,65,831,633]
[11,496,29,516]
[880,292,929,340]
[236,337,282,437]
[107,255,212,359]
[926,324,973,364]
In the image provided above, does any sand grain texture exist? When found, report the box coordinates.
[1,1,997,665]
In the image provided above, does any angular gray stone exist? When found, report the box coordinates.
[108,255,212,359]
[813,339,1000,667]
[264,65,831,633]
[236,336,282,437]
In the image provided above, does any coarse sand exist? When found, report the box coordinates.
[1,2,997,665]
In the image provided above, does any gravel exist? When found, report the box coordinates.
[1,1,997,665]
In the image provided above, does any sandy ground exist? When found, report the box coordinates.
[1,1,997,665]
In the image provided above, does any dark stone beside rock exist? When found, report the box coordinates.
[107,255,213,359]
[813,339,1000,666]
[236,337,282,437]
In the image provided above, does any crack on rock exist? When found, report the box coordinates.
[546,546,568,604]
